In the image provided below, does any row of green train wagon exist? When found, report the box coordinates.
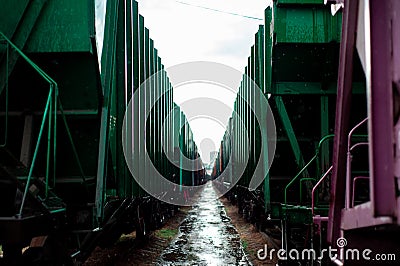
[213,0,369,264]
[0,0,204,264]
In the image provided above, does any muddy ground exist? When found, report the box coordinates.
[84,185,276,265]
[83,206,190,266]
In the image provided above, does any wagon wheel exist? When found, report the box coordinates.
[135,206,147,240]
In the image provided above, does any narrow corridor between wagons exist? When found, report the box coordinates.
[157,183,250,265]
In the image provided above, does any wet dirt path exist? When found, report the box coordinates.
[157,182,251,265]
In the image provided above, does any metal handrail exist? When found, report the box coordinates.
[0,32,56,84]
[283,131,368,209]
[345,117,368,209]
[311,165,333,216]
[283,134,334,207]
[347,118,368,154]
[0,32,87,216]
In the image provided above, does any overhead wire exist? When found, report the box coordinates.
[174,1,263,21]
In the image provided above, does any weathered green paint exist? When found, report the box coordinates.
[256,26,264,90]
[115,0,128,197]
[98,0,116,198]
[272,1,341,43]
[250,46,255,184]
[264,7,273,94]
[149,38,154,168]
[138,17,145,196]
[257,26,271,212]
[0,0,47,95]
[0,0,30,39]
[157,55,162,178]
[139,16,145,84]
[179,111,183,191]
[25,0,94,53]
[124,0,133,197]
[131,1,140,196]
[156,55,161,181]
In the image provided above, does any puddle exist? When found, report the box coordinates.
[157,183,251,266]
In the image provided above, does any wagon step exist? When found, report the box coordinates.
[0,146,65,216]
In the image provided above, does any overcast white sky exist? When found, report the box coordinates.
[138,0,268,70]
[138,0,269,164]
